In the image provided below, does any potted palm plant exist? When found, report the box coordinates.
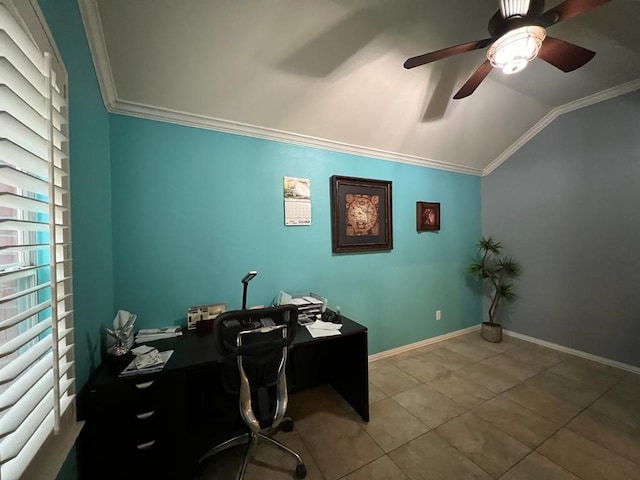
[468,236,521,342]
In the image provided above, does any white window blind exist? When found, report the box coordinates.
[0,2,75,479]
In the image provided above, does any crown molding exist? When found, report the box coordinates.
[108,98,484,175]
[76,0,482,176]
[483,79,640,176]
[78,0,639,177]
[77,0,117,108]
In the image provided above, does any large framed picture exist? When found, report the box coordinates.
[330,175,393,253]
[416,201,440,232]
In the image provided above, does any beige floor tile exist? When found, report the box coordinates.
[481,353,545,381]
[409,342,445,355]
[499,451,580,480]
[474,395,560,448]
[454,333,519,353]
[199,444,245,480]
[499,334,529,349]
[537,428,640,480]
[393,384,467,428]
[428,371,496,408]
[549,357,622,392]
[504,383,581,425]
[269,337,639,480]
[527,370,610,409]
[369,382,387,405]
[288,386,358,423]
[436,412,530,478]
[341,455,408,480]
[369,358,392,371]
[590,381,640,429]
[294,407,383,480]
[390,355,452,383]
[504,344,566,368]
[456,362,522,394]
[199,430,324,480]
[368,363,421,396]
[567,408,640,464]
[362,398,429,452]
[246,431,325,480]
[389,431,492,480]
[425,347,477,371]
[622,372,640,387]
[442,340,498,362]
[387,349,429,364]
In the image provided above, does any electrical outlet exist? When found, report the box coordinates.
[436,310,441,321]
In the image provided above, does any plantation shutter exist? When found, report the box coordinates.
[0,2,75,479]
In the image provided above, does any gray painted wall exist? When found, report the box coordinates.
[482,90,640,367]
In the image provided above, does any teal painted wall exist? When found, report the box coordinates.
[110,116,482,354]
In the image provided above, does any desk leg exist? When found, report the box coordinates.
[328,331,369,422]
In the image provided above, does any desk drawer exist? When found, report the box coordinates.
[78,431,180,479]
[78,371,188,479]
[81,373,182,417]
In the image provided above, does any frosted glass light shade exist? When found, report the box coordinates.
[487,25,546,74]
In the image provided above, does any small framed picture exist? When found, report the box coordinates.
[416,202,440,232]
[187,302,226,330]
[330,175,393,253]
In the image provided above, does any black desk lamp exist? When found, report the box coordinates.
[241,271,257,310]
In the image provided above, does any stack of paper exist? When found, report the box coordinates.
[135,326,182,343]
[119,346,174,377]
[289,296,325,325]
[306,320,342,338]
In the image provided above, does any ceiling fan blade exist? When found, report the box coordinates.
[453,60,493,99]
[537,36,596,72]
[404,39,492,69]
[540,0,612,27]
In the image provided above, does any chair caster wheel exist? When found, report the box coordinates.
[296,463,307,478]
[281,419,294,432]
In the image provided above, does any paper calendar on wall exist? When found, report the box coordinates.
[284,176,311,226]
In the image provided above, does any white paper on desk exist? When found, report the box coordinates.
[306,320,342,338]
[135,331,183,342]
[306,327,341,338]
[131,344,155,355]
[119,350,174,377]
[309,320,341,331]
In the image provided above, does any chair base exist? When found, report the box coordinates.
[199,424,306,479]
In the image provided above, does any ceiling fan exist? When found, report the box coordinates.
[404,0,612,99]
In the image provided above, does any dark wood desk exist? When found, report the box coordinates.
[77,316,368,479]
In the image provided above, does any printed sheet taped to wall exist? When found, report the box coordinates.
[284,176,311,225]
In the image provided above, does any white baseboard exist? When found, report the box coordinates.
[503,329,640,376]
[368,325,640,376]
[368,325,480,362]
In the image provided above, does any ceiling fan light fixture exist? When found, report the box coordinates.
[487,25,546,74]
[500,0,531,18]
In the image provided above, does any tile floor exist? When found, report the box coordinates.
[198,332,640,480]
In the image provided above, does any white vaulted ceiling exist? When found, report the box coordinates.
[79,0,640,175]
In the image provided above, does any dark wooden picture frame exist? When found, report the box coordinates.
[416,202,440,232]
[330,175,393,253]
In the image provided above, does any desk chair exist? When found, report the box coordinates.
[199,305,306,479]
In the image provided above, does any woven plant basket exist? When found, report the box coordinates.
[481,322,503,343]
